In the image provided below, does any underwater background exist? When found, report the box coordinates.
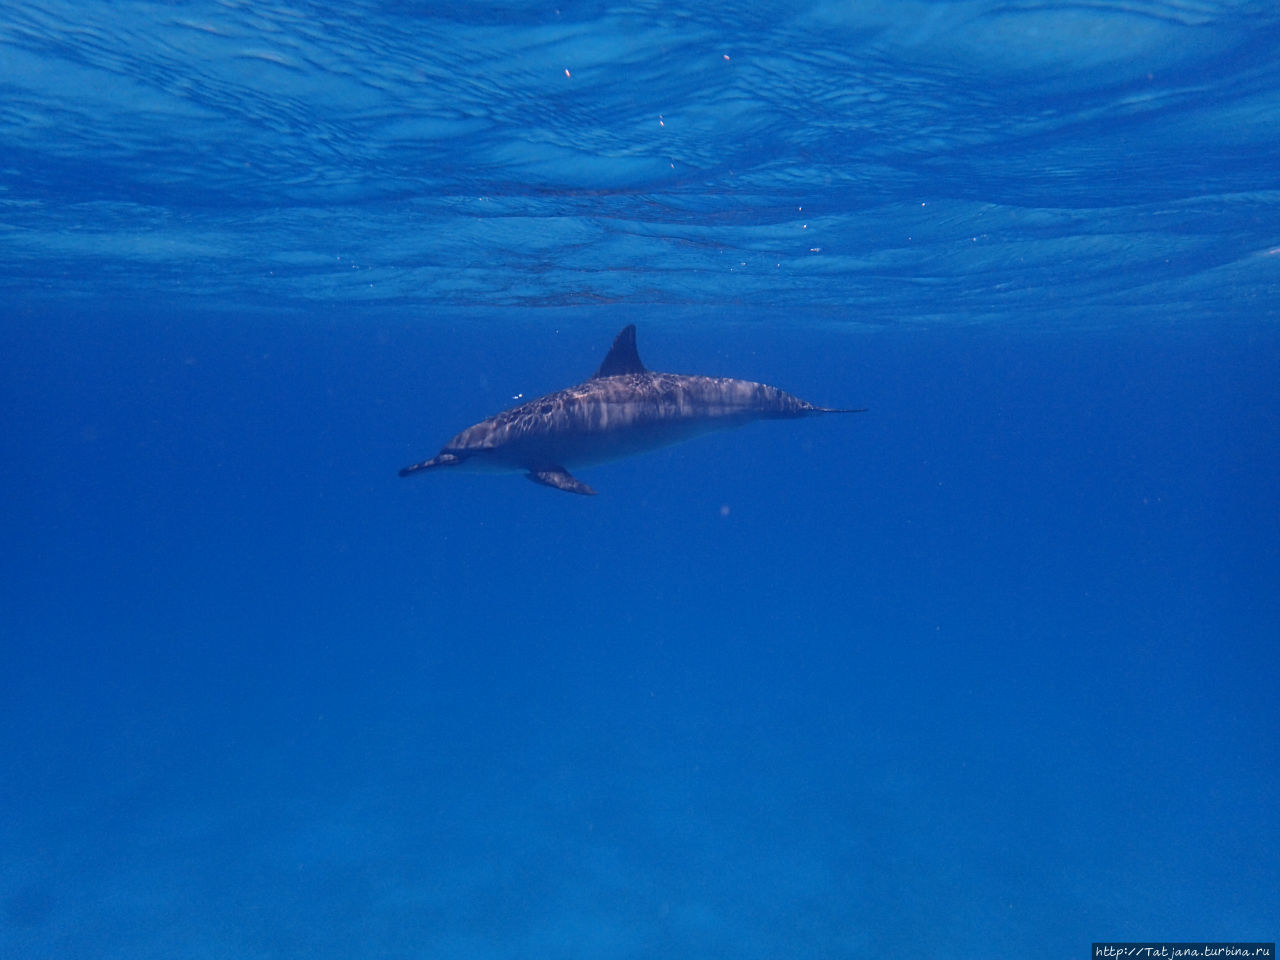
[2,1,1278,957]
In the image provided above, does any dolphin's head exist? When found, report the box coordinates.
[399,441,523,477]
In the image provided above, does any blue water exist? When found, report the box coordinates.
[3,2,1278,957]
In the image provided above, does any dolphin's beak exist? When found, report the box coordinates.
[399,452,465,477]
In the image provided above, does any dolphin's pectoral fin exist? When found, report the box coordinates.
[527,468,598,496]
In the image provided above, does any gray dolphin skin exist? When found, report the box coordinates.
[399,325,865,495]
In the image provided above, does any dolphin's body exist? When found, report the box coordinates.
[399,325,863,495]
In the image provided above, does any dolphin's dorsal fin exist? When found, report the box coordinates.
[592,325,647,379]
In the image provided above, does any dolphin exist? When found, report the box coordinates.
[399,325,864,495]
